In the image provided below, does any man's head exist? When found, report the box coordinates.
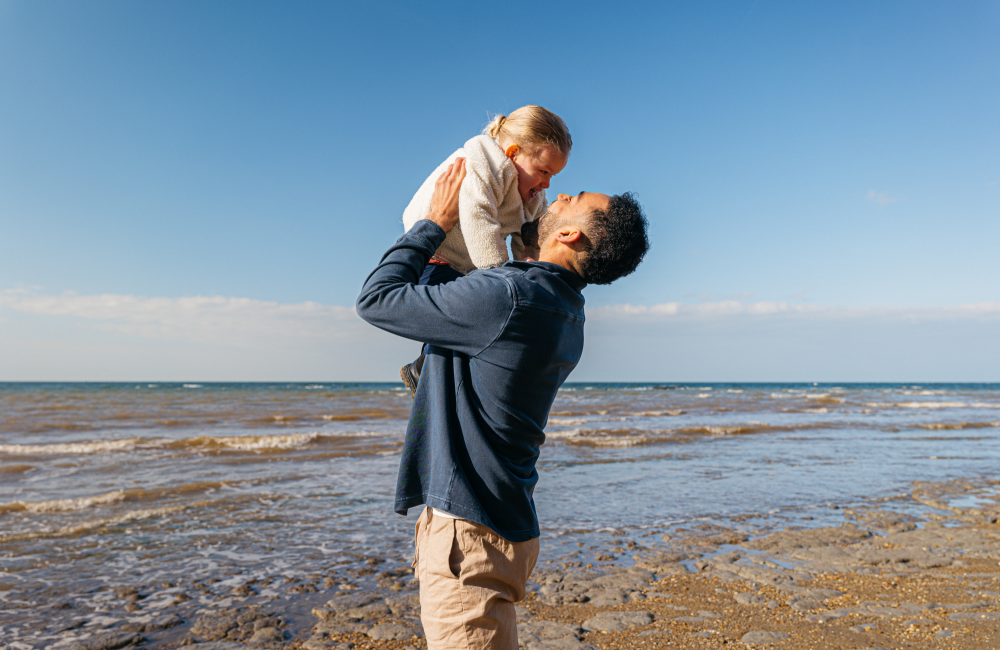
[527,191,649,285]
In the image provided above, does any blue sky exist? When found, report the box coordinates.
[1,1,998,381]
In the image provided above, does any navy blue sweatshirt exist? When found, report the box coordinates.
[356,220,586,541]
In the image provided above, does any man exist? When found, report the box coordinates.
[356,159,649,650]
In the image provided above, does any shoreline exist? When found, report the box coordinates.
[300,476,1000,649]
[18,476,997,650]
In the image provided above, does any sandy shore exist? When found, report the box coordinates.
[51,478,1000,650]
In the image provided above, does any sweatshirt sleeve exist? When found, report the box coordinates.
[401,148,464,234]
[356,220,513,357]
[457,139,515,270]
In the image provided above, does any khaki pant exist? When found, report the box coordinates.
[413,507,539,650]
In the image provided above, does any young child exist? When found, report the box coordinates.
[399,105,573,395]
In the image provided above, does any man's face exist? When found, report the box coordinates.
[537,192,611,243]
[547,192,611,218]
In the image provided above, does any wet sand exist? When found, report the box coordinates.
[6,383,1000,650]
[43,477,999,650]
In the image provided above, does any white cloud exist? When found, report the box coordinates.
[0,289,416,381]
[578,300,1000,382]
[2,290,999,382]
[0,289,360,349]
[866,189,898,205]
[589,300,1000,321]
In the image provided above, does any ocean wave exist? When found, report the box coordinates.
[166,433,323,451]
[810,396,846,404]
[0,481,235,516]
[549,421,782,446]
[867,401,1000,409]
[547,428,669,447]
[0,490,126,515]
[569,436,657,448]
[0,431,390,457]
[550,410,610,417]
[768,392,843,404]
[248,410,396,424]
[548,417,590,426]
[917,421,1000,431]
[0,438,141,455]
[694,423,770,436]
[632,410,685,417]
[0,464,34,474]
[0,504,191,543]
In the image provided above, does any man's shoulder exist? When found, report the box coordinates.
[451,267,517,302]
[482,262,586,320]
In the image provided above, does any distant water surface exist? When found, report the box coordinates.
[1,382,998,645]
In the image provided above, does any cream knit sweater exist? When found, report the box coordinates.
[402,135,547,275]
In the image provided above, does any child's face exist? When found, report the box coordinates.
[510,145,568,205]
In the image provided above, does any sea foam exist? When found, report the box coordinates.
[0,438,141,455]
[0,489,126,515]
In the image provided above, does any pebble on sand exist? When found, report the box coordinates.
[517,620,592,650]
[366,623,423,641]
[67,631,143,650]
[582,610,654,632]
[739,630,791,644]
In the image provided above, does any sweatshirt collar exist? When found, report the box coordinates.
[508,260,588,292]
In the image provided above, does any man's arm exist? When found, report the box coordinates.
[355,160,514,356]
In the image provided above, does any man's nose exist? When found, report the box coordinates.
[557,193,570,201]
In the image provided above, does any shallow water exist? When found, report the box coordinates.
[1,382,999,647]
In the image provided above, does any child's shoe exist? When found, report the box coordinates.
[400,363,420,398]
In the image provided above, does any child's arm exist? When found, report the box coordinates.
[457,158,511,269]
[456,137,528,270]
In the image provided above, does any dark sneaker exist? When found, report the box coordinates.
[400,363,419,398]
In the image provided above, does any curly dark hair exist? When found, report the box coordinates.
[578,192,650,285]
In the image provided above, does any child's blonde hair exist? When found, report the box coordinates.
[484,105,572,157]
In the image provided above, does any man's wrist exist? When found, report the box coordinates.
[424,212,456,233]
[413,217,447,242]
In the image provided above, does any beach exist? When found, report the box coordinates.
[1,382,999,649]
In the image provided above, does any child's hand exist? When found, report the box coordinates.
[425,158,466,233]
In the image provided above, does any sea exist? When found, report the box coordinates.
[1,381,999,647]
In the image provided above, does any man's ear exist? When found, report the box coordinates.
[554,227,583,244]
[505,144,520,161]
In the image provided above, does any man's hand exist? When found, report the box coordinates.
[425,158,466,233]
